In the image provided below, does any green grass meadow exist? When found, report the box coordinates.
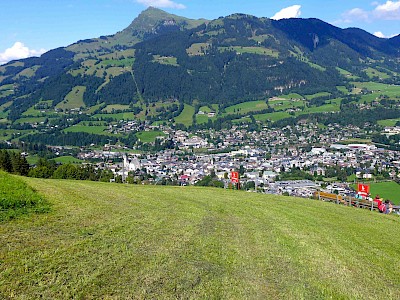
[353,82,400,98]
[54,155,84,164]
[377,118,400,127]
[0,172,49,221]
[1,178,399,299]
[136,130,166,143]
[56,86,86,110]
[174,104,195,126]
[63,124,108,135]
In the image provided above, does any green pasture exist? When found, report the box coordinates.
[54,156,84,164]
[23,100,55,117]
[336,86,349,94]
[175,104,195,126]
[0,84,14,98]
[99,58,135,67]
[186,43,210,56]
[102,66,127,78]
[299,99,341,114]
[270,99,305,111]
[152,55,178,66]
[336,67,359,80]
[224,100,269,115]
[15,66,39,79]
[273,93,304,100]
[56,86,86,110]
[254,111,291,122]
[136,130,166,143]
[0,129,35,141]
[85,103,104,114]
[198,105,215,113]
[304,92,331,100]
[93,112,136,121]
[196,114,214,125]
[377,118,400,127]
[63,124,108,135]
[0,172,49,222]
[363,67,391,80]
[0,84,13,91]
[1,178,399,299]
[22,106,43,117]
[102,104,131,113]
[306,61,326,71]
[98,49,135,60]
[0,89,13,98]
[219,46,279,58]
[0,100,13,112]
[352,82,400,98]
[294,53,325,71]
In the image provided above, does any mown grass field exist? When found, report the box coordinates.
[219,46,279,58]
[93,112,136,121]
[352,82,400,98]
[63,124,108,135]
[0,172,49,221]
[136,130,166,143]
[54,155,84,164]
[377,118,400,126]
[1,178,399,299]
[363,67,391,80]
[56,86,86,110]
[224,100,269,115]
[174,104,195,126]
[102,104,131,113]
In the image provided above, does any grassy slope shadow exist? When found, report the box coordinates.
[0,171,50,221]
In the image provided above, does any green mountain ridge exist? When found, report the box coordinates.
[0,7,400,133]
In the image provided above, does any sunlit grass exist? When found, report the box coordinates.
[1,178,399,299]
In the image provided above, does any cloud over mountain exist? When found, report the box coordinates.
[0,42,46,65]
[271,5,301,20]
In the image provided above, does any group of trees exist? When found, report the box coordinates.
[1,155,115,182]
[21,132,138,148]
[194,171,224,188]
[0,150,30,176]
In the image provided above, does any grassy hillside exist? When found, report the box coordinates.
[1,178,399,299]
[0,172,49,221]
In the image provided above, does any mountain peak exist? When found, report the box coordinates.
[123,7,207,37]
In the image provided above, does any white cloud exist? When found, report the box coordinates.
[373,1,400,20]
[340,1,400,24]
[0,42,46,65]
[271,5,301,20]
[373,31,397,38]
[137,0,186,9]
[374,31,387,37]
[341,8,370,23]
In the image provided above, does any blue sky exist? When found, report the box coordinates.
[1,0,400,64]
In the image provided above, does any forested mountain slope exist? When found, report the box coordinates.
[0,7,399,122]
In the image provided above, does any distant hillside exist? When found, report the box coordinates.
[1,7,399,122]
[1,177,399,298]
[1,7,400,147]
